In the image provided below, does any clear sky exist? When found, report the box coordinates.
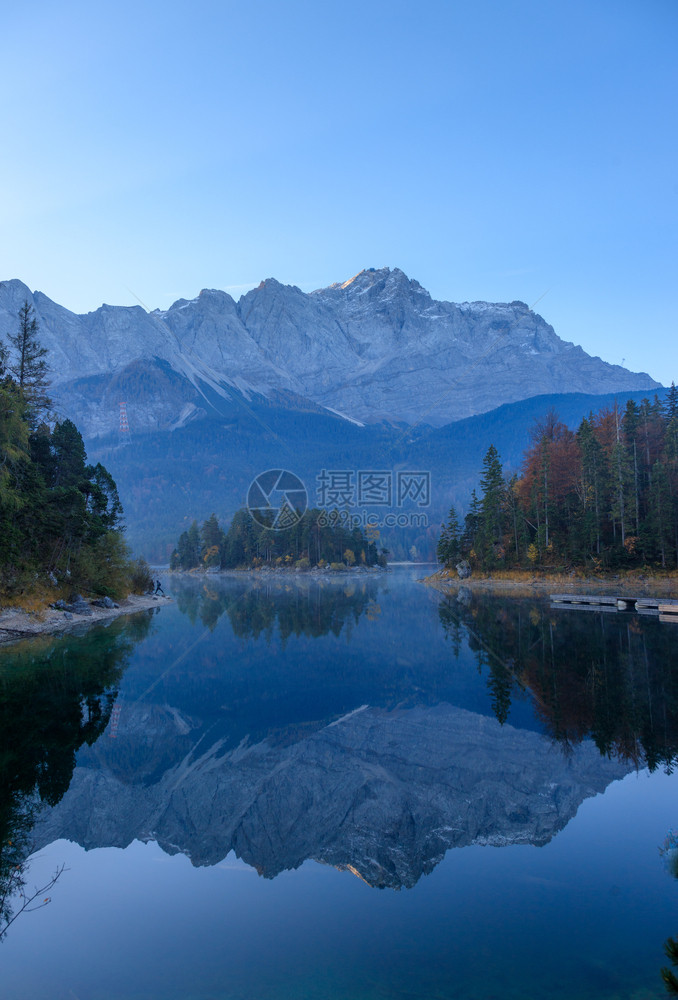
[1,0,675,384]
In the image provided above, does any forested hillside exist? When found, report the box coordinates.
[88,387,670,564]
[0,303,149,600]
[438,389,678,572]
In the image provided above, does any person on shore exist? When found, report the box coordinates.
[154,579,165,596]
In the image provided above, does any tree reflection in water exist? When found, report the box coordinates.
[438,591,678,770]
[0,612,154,940]
[440,591,678,996]
[172,575,379,641]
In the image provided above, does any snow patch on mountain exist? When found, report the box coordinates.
[0,269,661,437]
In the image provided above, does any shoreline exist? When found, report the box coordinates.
[169,565,388,581]
[0,593,172,646]
[423,568,678,599]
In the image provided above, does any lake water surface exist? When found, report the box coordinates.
[1,567,677,999]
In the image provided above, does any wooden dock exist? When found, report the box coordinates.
[549,599,617,614]
[550,594,678,622]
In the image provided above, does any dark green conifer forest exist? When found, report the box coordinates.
[438,391,678,572]
[0,302,148,599]
[170,508,385,571]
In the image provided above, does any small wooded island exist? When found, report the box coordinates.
[171,508,387,572]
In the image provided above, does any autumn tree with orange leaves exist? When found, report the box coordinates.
[441,389,678,571]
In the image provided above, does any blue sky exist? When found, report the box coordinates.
[1,0,675,384]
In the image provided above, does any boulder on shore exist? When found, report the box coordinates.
[456,560,472,580]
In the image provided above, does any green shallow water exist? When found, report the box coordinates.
[0,568,676,999]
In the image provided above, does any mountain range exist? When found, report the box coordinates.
[0,268,660,437]
[0,269,666,559]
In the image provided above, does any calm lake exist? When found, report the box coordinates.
[1,567,678,1000]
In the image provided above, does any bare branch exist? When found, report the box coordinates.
[0,863,67,942]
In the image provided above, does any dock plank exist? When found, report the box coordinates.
[550,603,618,614]
[550,594,618,606]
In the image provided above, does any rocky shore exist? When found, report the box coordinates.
[424,567,678,599]
[0,593,172,646]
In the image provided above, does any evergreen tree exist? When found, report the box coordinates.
[646,461,673,568]
[487,661,513,725]
[623,400,642,535]
[477,444,505,564]
[201,513,225,566]
[609,403,633,550]
[451,394,678,573]
[174,520,201,569]
[504,473,526,561]
[576,417,605,558]
[437,522,451,565]
[43,420,89,566]
[0,381,138,596]
[7,301,50,422]
[85,464,124,540]
[0,379,29,509]
[463,489,481,556]
[51,419,87,488]
[437,504,461,565]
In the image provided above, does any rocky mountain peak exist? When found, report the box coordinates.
[0,268,661,436]
[0,278,35,315]
[320,266,428,300]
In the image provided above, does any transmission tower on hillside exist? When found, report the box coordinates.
[119,401,130,441]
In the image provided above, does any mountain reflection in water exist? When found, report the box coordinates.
[1,574,667,897]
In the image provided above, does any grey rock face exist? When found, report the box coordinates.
[91,596,118,609]
[50,596,92,615]
[33,701,629,889]
[456,560,472,580]
[0,270,660,436]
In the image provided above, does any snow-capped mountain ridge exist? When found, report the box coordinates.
[0,268,660,437]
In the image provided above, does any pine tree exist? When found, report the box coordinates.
[0,375,133,596]
[577,417,605,558]
[610,403,633,550]
[437,504,461,565]
[463,489,482,557]
[175,520,201,568]
[639,461,672,568]
[477,445,505,565]
[0,379,30,504]
[51,419,87,488]
[504,473,526,561]
[623,400,642,535]
[436,523,450,565]
[201,513,225,566]
[85,463,125,541]
[7,301,50,421]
